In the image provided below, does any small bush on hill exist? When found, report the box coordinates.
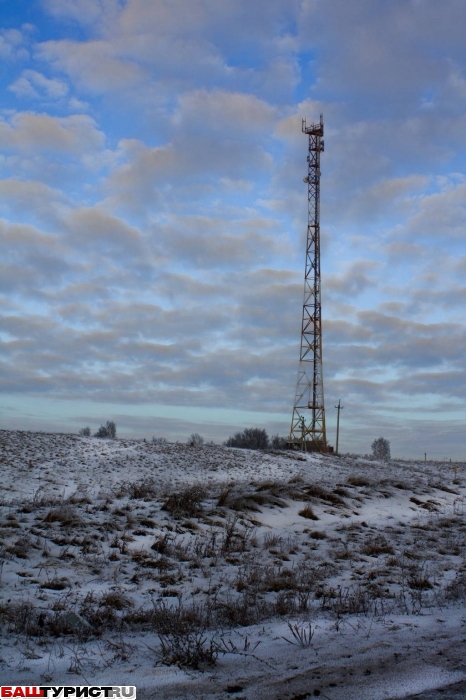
[270,434,287,449]
[187,433,204,446]
[224,427,269,450]
[162,485,206,517]
[79,427,91,437]
[371,437,390,461]
[152,436,167,445]
[95,421,117,439]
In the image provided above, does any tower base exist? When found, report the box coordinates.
[287,439,334,454]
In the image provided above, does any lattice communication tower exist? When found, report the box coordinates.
[289,114,327,451]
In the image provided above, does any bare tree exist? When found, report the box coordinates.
[188,433,204,446]
[95,421,117,439]
[152,436,167,445]
[271,434,287,449]
[371,437,390,461]
[225,427,269,450]
[79,427,91,437]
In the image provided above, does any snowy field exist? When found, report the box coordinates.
[1,429,466,699]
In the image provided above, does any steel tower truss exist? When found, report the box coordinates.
[289,115,327,451]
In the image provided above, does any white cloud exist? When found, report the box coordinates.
[0,112,104,153]
[399,181,466,241]
[174,90,278,132]
[8,69,68,100]
[0,27,29,60]
[36,39,145,92]
[0,179,70,227]
[298,0,466,107]
[41,0,123,27]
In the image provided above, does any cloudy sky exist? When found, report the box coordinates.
[1,0,466,458]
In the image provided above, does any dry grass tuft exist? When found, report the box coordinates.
[163,485,206,517]
[40,576,71,590]
[299,505,319,520]
[361,536,395,556]
[347,475,373,487]
[43,505,81,527]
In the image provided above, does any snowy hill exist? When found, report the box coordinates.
[1,430,466,699]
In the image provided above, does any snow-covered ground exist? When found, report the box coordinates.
[1,430,466,699]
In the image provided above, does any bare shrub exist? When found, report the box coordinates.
[95,421,117,439]
[263,532,282,549]
[80,591,118,630]
[187,433,204,446]
[43,505,81,527]
[388,480,411,490]
[32,490,64,508]
[371,437,390,461]
[68,491,92,505]
[151,533,175,555]
[0,601,40,635]
[283,621,315,647]
[361,536,395,556]
[303,483,328,498]
[444,572,466,601]
[163,485,206,518]
[132,550,175,570]
[79,427,91,437]
[436,516,459,529]
[224,427,269,450]
[6,535,32,558]
[270,434,287,449]
[2,603,87,639]
[140,517,157,528]
[407,563,433,590]
[333,486,351,497]
[1,519,20,530]
[274,591,298,615]
[236,561,311,597]
[219,482,288,512]
[48,611,93,638]
[123,599,210,635]
[264,567,300,593]
[317,584,373,616]
[152,436,167,445]
[325,491,347,506]
[221,517,255,553]
[99,590,134,610]
[255,480,289,496]
[301,484,346,507]
[235,561,263,592]
[157,629,218,669]
[40,577,71,590]
[217,486,231,507]
[126,479,158,500]
[213,593,271,627]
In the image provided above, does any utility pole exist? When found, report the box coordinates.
[300,416,307,452]
[289,114,327,452]
[335,399,343,456]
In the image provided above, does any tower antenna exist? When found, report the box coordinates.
[289,114,327,452]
